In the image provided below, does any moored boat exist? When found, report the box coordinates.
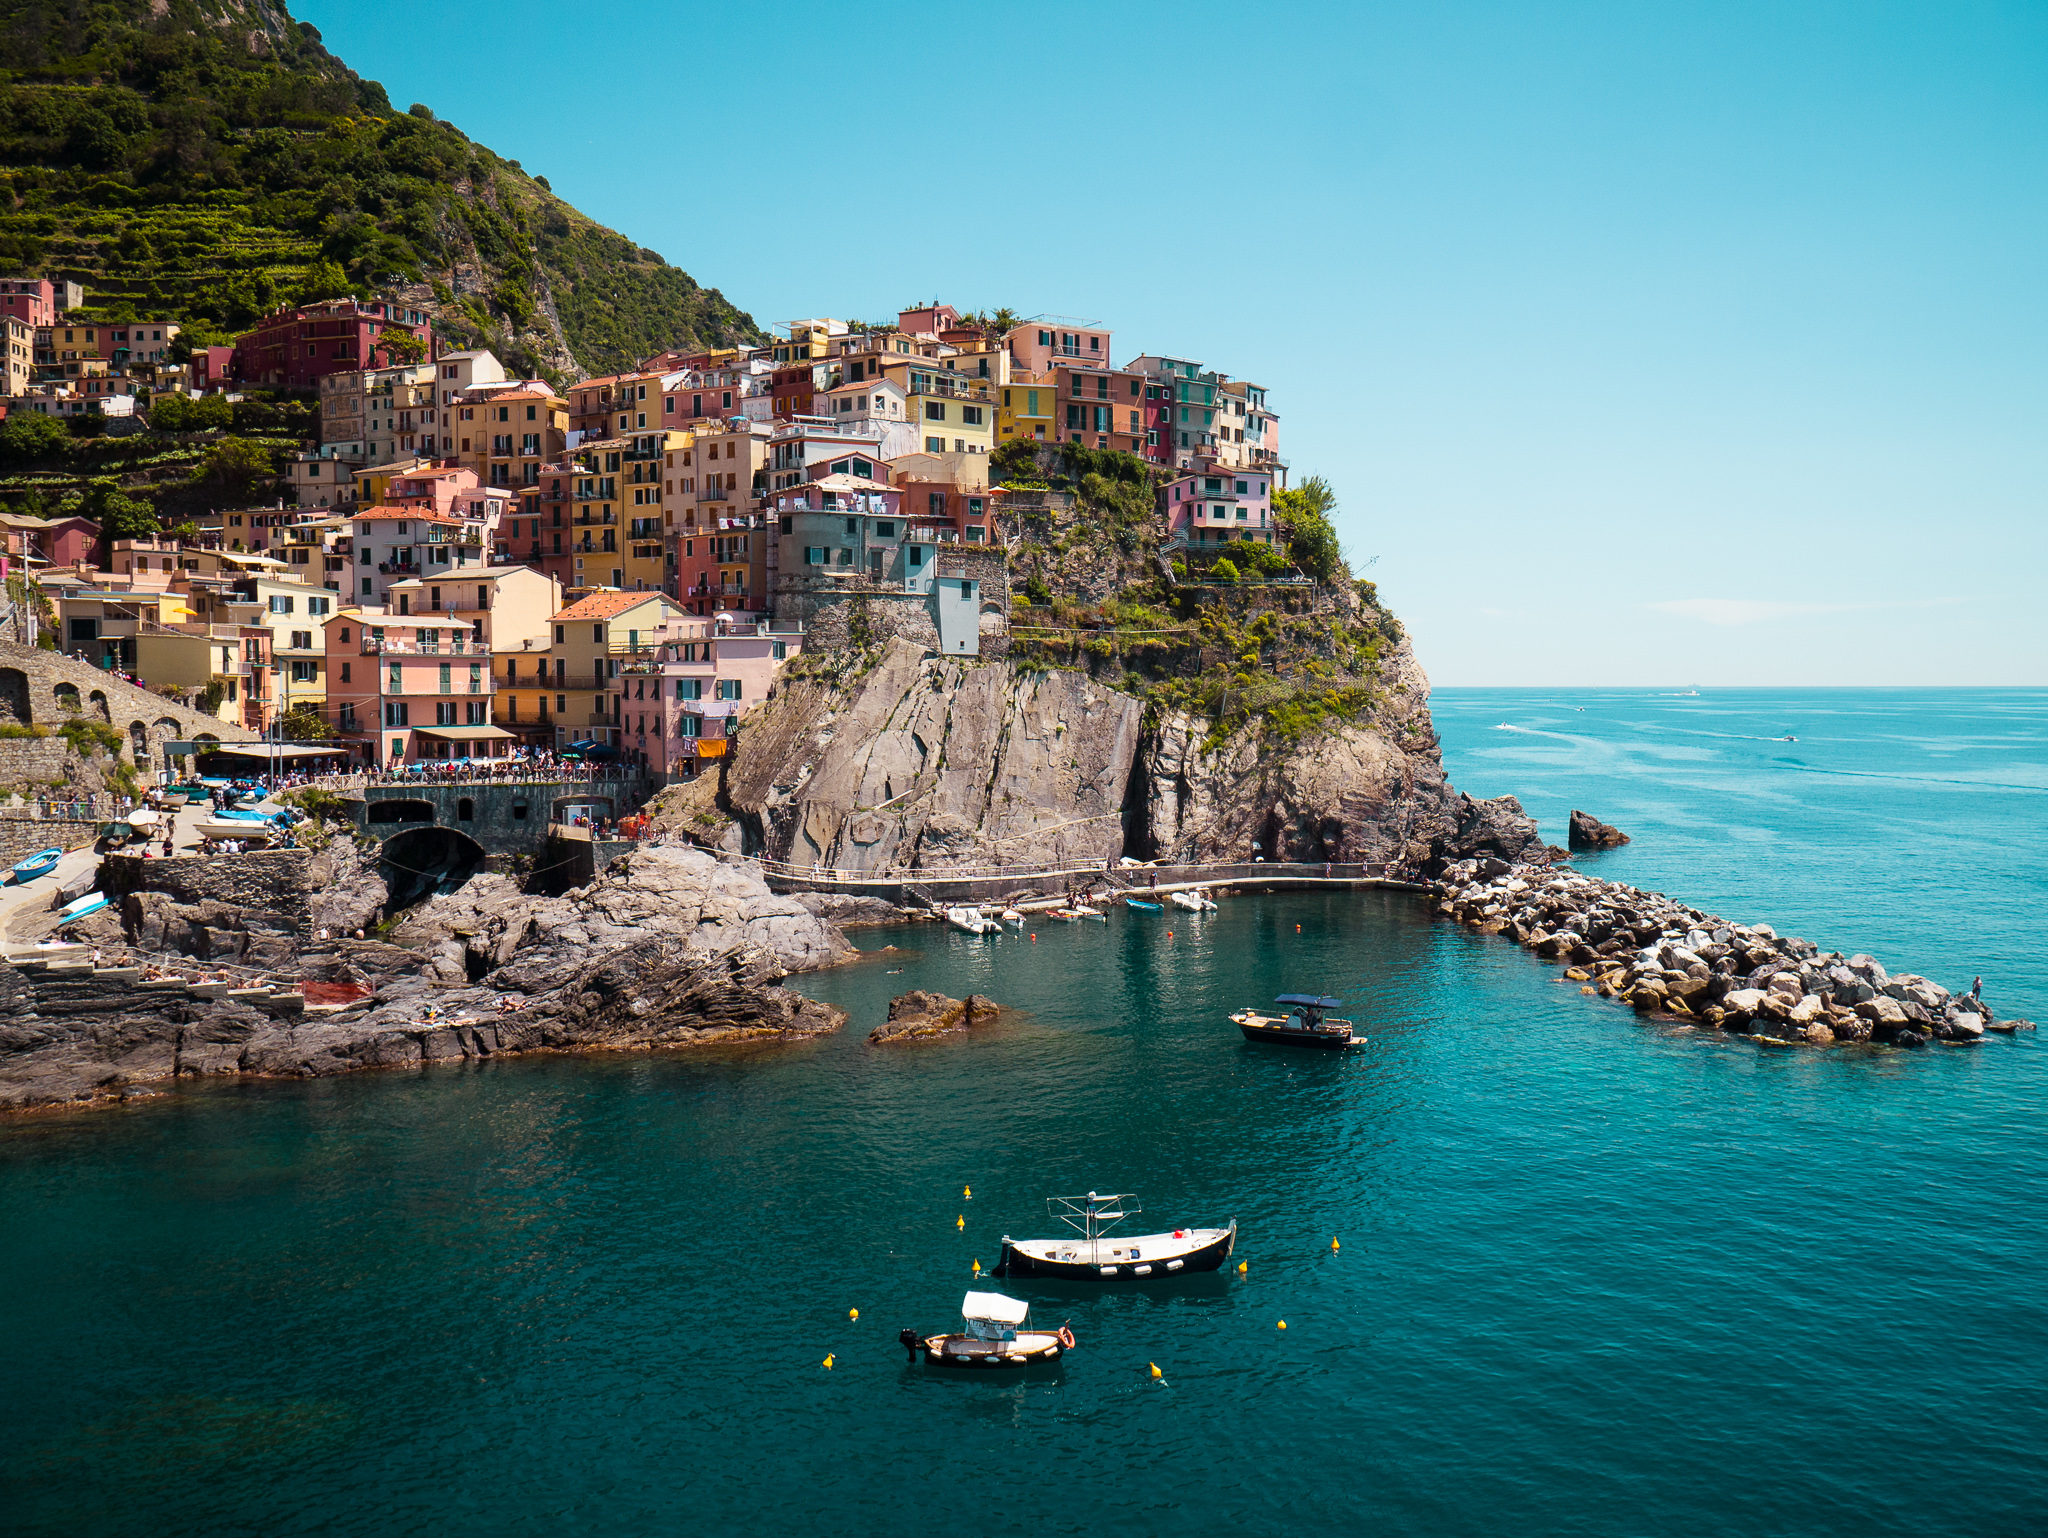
[1070,903,1106,920]
[1044,907,1082,922]
[1169,889,1218,912]
[1232,993,1362,1050]
[997,1191,1237,1279]
[900,1292,1072,1369]
[999,908,1026,927]
[944,905,999,935]
[1125,898,1163,912]
[5,847,63,884]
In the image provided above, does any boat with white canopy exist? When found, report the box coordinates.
[899,1291,1072,1368]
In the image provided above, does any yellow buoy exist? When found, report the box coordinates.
[1277,1320,1288,1330]
[822,1354,835,1369]
[1150,1362,1162,1379]
[848,1308,858,1321]
[956,1214,965,1229]
[972,1258,981,1273]
[964,1186,972,1198]
[1237,1261,1248,1274]
[1331,1237,1340,1252]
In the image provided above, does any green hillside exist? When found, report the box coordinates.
[0,0,763,381]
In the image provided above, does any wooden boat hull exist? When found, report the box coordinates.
[1236,1018,1359,1049]
[913,1332,1068,1369]
[997,1224,1236,1279]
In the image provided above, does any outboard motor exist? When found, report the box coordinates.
[898,1328,923,1361]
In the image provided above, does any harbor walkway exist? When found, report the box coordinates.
[717,854,1432,907]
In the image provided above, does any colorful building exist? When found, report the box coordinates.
[323,609,503,765]
[231,299,434,392]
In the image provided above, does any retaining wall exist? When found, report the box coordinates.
[98,849,313,917]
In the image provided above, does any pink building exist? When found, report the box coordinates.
[1162,467,1278,550]
[323,609,505,766]
[0,278,64,329]
[1005,319,1114,379]
[640,615,801,778]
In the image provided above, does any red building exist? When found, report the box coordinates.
[0,278,70,329]
[231,299,434,391]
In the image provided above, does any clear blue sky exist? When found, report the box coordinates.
[299,0,2046,686]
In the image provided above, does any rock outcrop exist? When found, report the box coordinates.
[0,845,851,1113]
[725,639,1144,872]
[1434,862,2031,1049]
[1128,636,1549,869]
[717,632,1545,875]
[869,990,999,1044]
[1568,810,1630,851]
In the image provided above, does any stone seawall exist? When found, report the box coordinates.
[98,849,313,918]
[1435,860,2033,1049]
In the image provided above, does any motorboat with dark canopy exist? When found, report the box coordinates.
[1231,993,1362,1049]
[997,1192,1236,1279]
[900,1291,1072,1368]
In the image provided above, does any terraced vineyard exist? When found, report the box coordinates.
[0,0,762,378]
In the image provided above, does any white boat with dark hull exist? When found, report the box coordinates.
[997,1192,1237,1280]
[900,1291,1072,1369]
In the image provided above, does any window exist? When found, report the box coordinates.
[924,402,945,421]
[925,437,944,453]
[268,595,294,614]
[308,595,331,616]
[961,406,983,426]
[388,662,401,692]
[384,701,409,726]
[1236,480,1250,494]
[438,663,452,694]
[676,677,701,700]
[679,714,700,738]
[875,521,896,538]
[773,642,788,661]
[435,701,457,726]
[717,678,741,701]
[340,662,351,682]
[804,546,827,565]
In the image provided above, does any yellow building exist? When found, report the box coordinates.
[522,590,690,753]
[998,374,1057,444]
[881,356,996,458]
[620,428,693,593]
[454,386,569,492]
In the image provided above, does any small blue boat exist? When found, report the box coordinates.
[1124,898,1164,912]
[57,891,108,922]
[6,847,63,884]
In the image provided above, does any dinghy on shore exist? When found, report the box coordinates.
[5,847,62,884]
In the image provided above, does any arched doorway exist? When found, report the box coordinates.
[52,682,79,714]
[0,669,29,724]
[87,689,111,723]
[128,721,148,761]
[377,825,488,913]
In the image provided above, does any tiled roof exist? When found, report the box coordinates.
[552,590,671,622]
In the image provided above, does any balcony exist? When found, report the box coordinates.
[360,638,477,656]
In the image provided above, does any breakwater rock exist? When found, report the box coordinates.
[1434,861,2031,1047]
[0,846,850,1113]
[869,990,1000,1044]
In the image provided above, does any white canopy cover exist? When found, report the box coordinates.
[961,1291,1029,1325]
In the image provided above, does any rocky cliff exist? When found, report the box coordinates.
[724,640,1145,871]
[0,845,848,1112]
[714,633,1548,874]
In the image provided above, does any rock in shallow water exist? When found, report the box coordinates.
[1567,810,1631,851]
[869,991,1001,1044]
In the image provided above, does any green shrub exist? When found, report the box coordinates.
[1210,557,1241,584]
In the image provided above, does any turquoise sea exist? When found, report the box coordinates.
[1,688,2043,1536]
